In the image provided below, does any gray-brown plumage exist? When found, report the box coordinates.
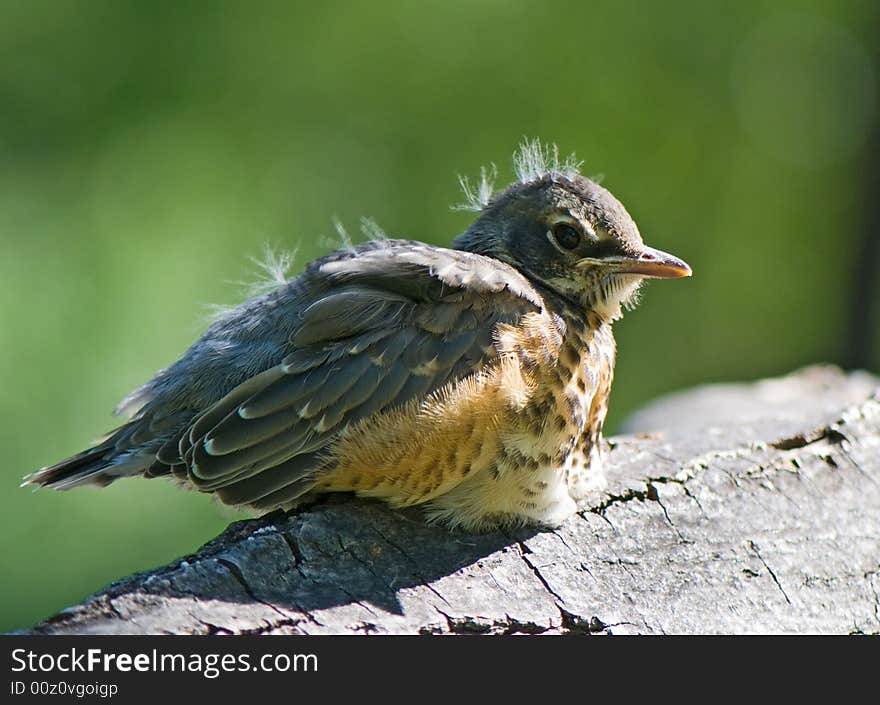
[25,141,690,529]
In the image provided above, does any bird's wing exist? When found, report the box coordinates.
[155,241,544,510]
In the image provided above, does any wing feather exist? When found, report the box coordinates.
[155,241,543,508]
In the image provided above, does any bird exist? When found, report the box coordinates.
[24,141,691,530]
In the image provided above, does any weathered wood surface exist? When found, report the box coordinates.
[23,366,880,635]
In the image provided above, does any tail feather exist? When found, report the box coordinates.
[23,426,153,490]
[24,445,119,490]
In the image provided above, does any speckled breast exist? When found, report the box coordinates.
[502,309,616,496]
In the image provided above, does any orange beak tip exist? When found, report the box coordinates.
[626,247,691,279]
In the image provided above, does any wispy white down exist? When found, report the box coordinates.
[359,216,387,240]
[513,138,583,184]
[453,164,497,212]
[321,216,388,253]
[455,139,585,212]
[243,243,298,297]
[202,243,298,323]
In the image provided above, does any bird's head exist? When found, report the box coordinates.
[453,143,691,321]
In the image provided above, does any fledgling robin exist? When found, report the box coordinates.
[25,141,690,530]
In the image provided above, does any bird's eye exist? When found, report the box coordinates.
[551,222,581,250]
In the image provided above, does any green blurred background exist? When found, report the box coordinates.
[2,0,878,632]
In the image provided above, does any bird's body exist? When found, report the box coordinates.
[26,142,690,530]
[316,286,616,528]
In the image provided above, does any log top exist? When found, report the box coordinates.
[21,366,880,635]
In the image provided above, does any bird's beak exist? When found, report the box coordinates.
[578,246,692,279]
